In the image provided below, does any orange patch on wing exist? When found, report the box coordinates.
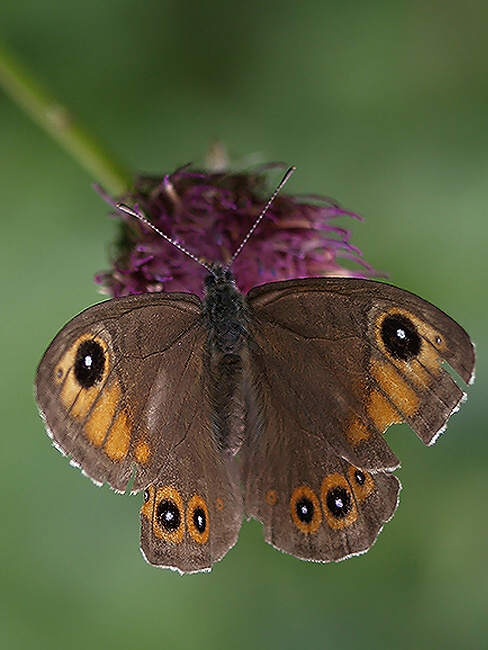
[367,389,402,432]
[69,385,101,419]
[135,440,151,464]
[406,357,440,388]
[346,417,371,446]
[216,497,224,511]
[266,489,278,506]
[84,382,121,447]
[371,360,419,418]
[104,411,131,461]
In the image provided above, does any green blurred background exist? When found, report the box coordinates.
[1,2,487,648]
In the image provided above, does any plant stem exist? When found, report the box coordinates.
[0,41,133,196]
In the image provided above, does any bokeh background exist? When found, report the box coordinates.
[1,2,487,648]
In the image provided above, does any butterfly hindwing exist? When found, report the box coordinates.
[241,410,400,562]
[138,326,244,573]
[139,364,243,572]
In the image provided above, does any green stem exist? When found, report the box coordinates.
[0,41,133,196]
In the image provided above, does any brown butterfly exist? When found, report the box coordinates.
[35,173,475,573]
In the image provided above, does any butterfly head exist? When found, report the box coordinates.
[204,264,236,291]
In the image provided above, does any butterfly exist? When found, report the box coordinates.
[35,171,475,573]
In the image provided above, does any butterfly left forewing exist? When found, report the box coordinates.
[36,292,204,492]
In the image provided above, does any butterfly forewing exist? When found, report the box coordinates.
[248,278,474,450]
[36,292,204,491]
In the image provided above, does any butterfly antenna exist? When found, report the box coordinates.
[224,166,295,271]
[115,203,213,273]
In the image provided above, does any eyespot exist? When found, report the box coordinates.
[157,499,181,532]
[74,339,106,388]
[153,486,185,543]
[216,497,224,511]
[321,474,358,530]
[266,489,278,506]
[347,466,375,503]
[290,486,322,534]
[326,487,352,518]
[380,313,421,361]
[140,484,155,523]
[55,334,110,414]
[353,469,365,486]
[187,495,209,544]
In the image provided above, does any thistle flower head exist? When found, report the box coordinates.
[95,163,376,298]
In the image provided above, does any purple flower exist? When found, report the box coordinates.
[95,163,376,298]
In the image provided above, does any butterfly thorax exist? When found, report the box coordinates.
[202,265,249,355]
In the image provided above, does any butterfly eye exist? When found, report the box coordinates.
[74,339,106,388]
[380,313,421,361]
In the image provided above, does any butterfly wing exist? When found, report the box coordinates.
[137,317,243,573]
[36,291,243,572]
[139,378,243,573]
[242,277,474,561]
[36,292,203,491]
[242,402,400,562]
